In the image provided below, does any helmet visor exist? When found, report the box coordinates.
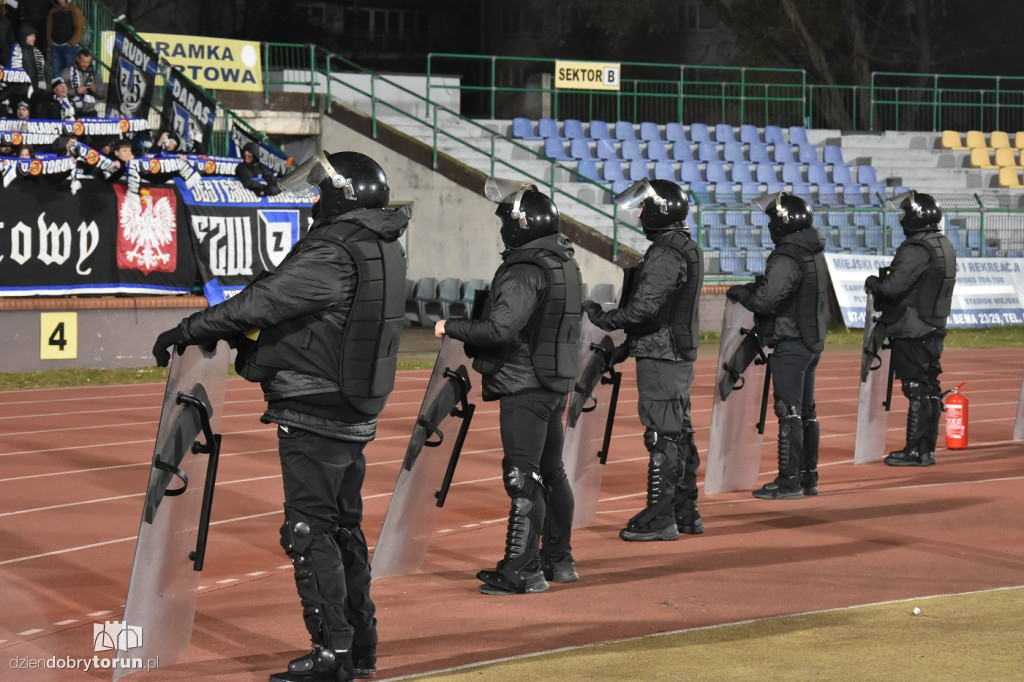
[278,150,343,198]
[751,191,784,213]
[484,176,536,203]
[613,178,658,209]
[886,190,913,212]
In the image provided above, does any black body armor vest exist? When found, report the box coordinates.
[897,230,957,328]
[771,241,828,352]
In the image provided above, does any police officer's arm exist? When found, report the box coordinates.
[730,253,802,315]
[588,246,683,331]
[866,243,931,301]
[443,264,542,346]
[178,241,355,345]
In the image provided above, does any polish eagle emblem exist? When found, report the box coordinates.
[119,189,177,273]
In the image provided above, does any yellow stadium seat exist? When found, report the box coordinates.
[995,148,1022,168]
[998,167,1024,188]
[1015,132,1024,149]
[965,130,989,149]
[941,130,968,150]
[970,148,997,169]
[990,130,1011,149]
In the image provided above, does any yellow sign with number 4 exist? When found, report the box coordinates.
[40,312,78,360]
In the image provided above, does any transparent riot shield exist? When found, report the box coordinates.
[563,318,626,529]
[705,301,770,495]
[1014,375,1024,441]
[114,342,228,679]
[372,338,478,580]
[854,293,895,464]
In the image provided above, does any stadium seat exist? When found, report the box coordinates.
[856,166,887,197]
[602,160,625,183]
[772,144,797,164]
[836,225,860,251]
[823,145,846,167]
[970,148,997,169]
[715,123,737,144]
[689,122,711,143]
[734,226,759,249]
[589,120,611,140]
[788,126,810,146]
[665,122,687,143]
[748,141,771,165]
[646,139,670,161]
[990,130,1011,149]
[730,162,754,184]
[797,144,820,164]
[998,167,1024,188]
[864,228,884,253]
[404,278,419,325]
[564,119,586,140]
[627,160,649,181]
[639,121,662,142]
[745,249,767,274]
[697,140,721,162]
[538,117,566,140]
[459,279,486,313]
[411,277,443,326]
[570,138,596,161]
[705,223,729,249]
[544,138,572,161]
[705,161,729,184]
[679,160,706,188]
[718,248,751,275]
[653,161,678,181]
[831,162,854,187]
[739,124,761,145]
[756,163,785,194]
[595,138,620,160]
[615,121,637,141]
[576,159,601,184]
[512,117,540,140]
[437,277,468,318]
[722,142,746,164]
[764,125,786,148]
[941,130,968,150]
[712,182,742,206]
[808,163,837,197]
[965,130,989,149]
[671,142,696,162]
[1015,132,1024,150]
[995,148,1022,168]
[621,139,644,161]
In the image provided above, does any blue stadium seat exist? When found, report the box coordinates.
[653,161,678,181]
[745,249,768,274]
[595,138,619,161]
[864,228,884,253]
[437,277,467,318]
[734,226,759,249]
[826,211,852,228]
[589,120,611,140]
[689,122,711,143]
[715,123,737,144]
[602,160,625,183]
[647,139,670,161]
[576,159,601,183]
[665,122,687,143]
[627,160,650,181]
[837,226,860,251]
[739,124,761,144]
[748,141,771,165]
[722,142,746,164]
[539,117,566,140]
[966,228,981,252]
[564,119,586,140]
[756,163,785,194]
[730,162,754,184]
[612,179,634,194]
[712,182,742,206]
[412,277,443,326]
[512,117,540,140]
[679,160,708,191]
[614,120,637,141]
[570,138,596,161]
[797,144,820,164]
[671,142,696,162]
[788,126,810,146]
[764,125,786,148]
[857,165,887,197]
[639,121,662,141]
[719,248,751,275]
[823,144,846,166]
[621,139,644,161]
[772,144,797,164]
[705,161,729,184]
[544,138,571,161]
[831,162,854,187]
[697,140,721,162]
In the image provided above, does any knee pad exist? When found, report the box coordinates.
[502,461,542,498]
[281,510,314,557]
[801,402,817,423]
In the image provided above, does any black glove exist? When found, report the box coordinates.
[153,327,187,367]
[609,342,630,366]
[726,284,747,302]
[581,300,604,319]
[864,274,880,295]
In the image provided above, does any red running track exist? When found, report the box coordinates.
[1,347,1023,680]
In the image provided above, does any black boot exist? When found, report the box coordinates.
[620,433,681,541]
[477,486,548,595]
[271,647,355,682]
[674,437,704,534]
[885,382,932,467]
[540,466,578,582]
[918,393,942,466]
[753,402,804,499]
[800,406,820,495]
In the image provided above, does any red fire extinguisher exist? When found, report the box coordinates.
[944,382,969,450]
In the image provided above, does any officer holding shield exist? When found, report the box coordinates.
[153,151,409,682]
[435,178,583,595]
[583,178,705,541]
[727,192,827,500]
[865,190,956,467]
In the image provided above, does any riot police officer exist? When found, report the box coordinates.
[727,192,828,499]
[436,178,583,594]
[153,151,409,681]
[865,190,956,467]
[583,178,705,540]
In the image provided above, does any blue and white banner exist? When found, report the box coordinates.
[825,253,1024,329]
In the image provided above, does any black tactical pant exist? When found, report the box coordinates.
[768,339,821,481]
[278,426,376,656]
[891,331,945,393]
[498,389,571,560]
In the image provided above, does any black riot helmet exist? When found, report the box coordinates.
[614,178,688,236]
[754,191,814,243]
[278,150,390,219]
[888,190,942,235]
[485,177,560,248]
